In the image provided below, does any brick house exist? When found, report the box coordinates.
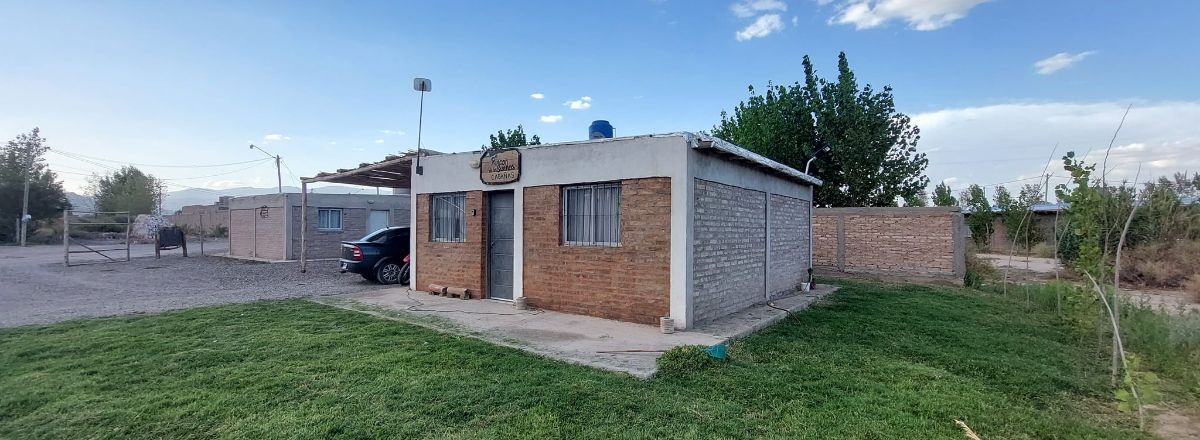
[225,192,409,261]
[408,132,821,330]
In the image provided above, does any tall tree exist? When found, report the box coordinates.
[904,191,928,207]
[0,128,69,242]
[89,166,164,215]
[960,184,993,246]
[932,182,957,206]
[714,52,928,207]
[483,124,541,151]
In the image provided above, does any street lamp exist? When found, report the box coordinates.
[413,77,431,175]
[249,144,282,194]
[805,145,830,176]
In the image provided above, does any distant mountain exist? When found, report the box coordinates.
[66,192,94,212]
[162,185,382,212]
[65,186,381,214]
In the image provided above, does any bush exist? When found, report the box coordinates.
[1031,242,1056,259]
[655,345,721,378]
[1121,240,1200,289]
[209,225,228,238]
[964,251,997,287]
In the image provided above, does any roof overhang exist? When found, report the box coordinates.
[688,134,823,187]
[301,150,441,188]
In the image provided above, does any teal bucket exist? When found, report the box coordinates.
[703,343,727,360]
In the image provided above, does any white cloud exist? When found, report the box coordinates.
[540,115,564,123]
[736,14,785,41]
[731,0,787,18]
[374,139,385,144]
[379,129,406,135]
[564,96,592,110]
[792,15,799,26]
[1034,51,1096,75]
[263,133,289,141]
[530,92,545,100]
[913,101,1200,192]
[827,0,989,31]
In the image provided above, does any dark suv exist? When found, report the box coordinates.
[339,226,410,284]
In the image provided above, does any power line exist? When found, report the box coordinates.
[48,147,273,168]
[160,160,272,181]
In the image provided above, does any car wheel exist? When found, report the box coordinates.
[399,262,410,285]
[376,261,403,285]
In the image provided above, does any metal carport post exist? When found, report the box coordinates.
[298,152,423,273]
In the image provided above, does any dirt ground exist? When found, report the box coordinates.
[0,242,386,328]
[977,253,1200,313]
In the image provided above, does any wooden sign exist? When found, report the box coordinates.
[480,149,521,184]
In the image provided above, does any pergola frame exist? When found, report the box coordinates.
[298,152,429,272]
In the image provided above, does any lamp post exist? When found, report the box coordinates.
[249,144,282,193]
[413,77,431,175]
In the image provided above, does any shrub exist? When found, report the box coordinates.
[1031,242,1056,259]
[209,225,228,238]
[655,345,721,378]
[964,251,997,287]
[1120,240,1200,288]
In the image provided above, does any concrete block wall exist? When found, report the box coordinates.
[228,206,286,260]
[414,191,488,297]
[692,179,767,323]
[813,207,966,284]
[768,194,811,298]
[290,206,368,259]
[522,178,672,325]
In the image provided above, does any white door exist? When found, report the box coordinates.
[368,210,389,233]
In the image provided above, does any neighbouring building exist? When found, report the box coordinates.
[168,196,233,233]
[225,192,409,261]
[408,132,821,330]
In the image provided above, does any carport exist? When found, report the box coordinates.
[298,151,431,272]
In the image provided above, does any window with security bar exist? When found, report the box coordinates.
[562,183,621,246]
[431,193,466,242]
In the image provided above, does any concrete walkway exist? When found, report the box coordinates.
[316,285,837,378]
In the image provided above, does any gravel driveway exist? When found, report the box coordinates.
[0,244,386,328]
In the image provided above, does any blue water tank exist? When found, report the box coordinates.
[589,120,614,139]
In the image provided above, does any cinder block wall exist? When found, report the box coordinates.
[768,194,811,297]
[414,191,487,297]
[228,206,286,260]
[290,206,368,259]
[692,179,767,323]
[813,207,966,284]
[522,178,671,325]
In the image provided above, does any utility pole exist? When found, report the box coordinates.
[249,144,282,193]
[18,153,33,247]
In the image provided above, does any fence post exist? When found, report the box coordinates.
[199,213,205,256]
[62,209,69,267]
[125,212,132,262]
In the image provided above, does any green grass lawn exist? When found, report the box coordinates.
[1,282,1151,439]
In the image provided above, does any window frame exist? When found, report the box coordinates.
[430,192,467,243]
[561,182,622,247]
[316,208,343,231]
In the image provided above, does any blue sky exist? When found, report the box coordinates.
[2,0,1198,198]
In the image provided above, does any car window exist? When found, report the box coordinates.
[362,229,389,243]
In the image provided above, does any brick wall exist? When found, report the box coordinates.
[692,179,767,323]
[228,206,286,260]
[813,207,966,284]
[523,178,671,325]
[414,191,488,297]
[768,194,811,298]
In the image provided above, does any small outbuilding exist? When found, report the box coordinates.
[408,132,821,330]
[223,192,409,261]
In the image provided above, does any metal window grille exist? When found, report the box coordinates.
[562,183,621,247]
[317,208,342,230]
[431,193,466,242]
